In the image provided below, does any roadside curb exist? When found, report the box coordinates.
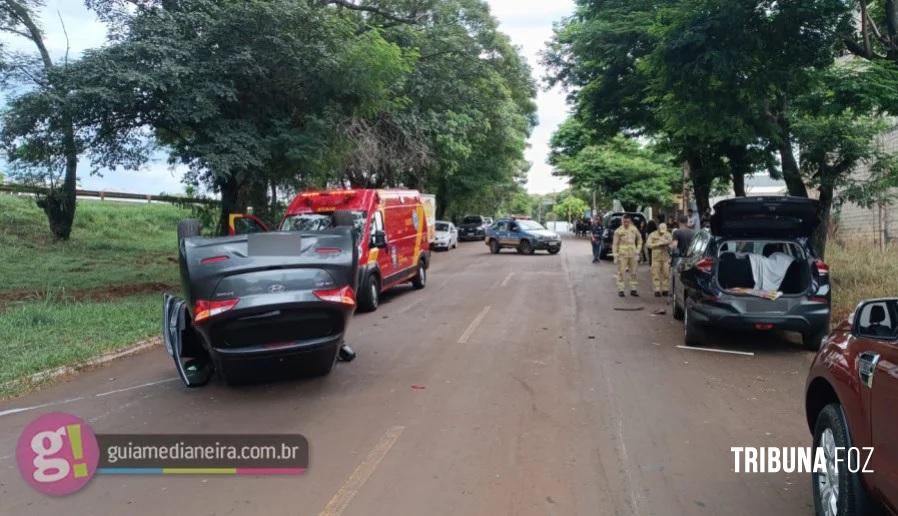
[1,337,161,395]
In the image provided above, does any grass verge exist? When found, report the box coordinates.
[0,194,190,293]
[0,293,163,399]
[829,240,898,322]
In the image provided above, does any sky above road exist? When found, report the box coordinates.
[2,0,573,195]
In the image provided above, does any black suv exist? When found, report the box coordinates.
[671,197,831,351]
[458,215,489,241]
[597,211,647,259]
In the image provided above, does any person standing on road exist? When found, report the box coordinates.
[642,219,658,265]
[613,215,642,297]
[590,216,604,264]
[646,222,672,297]
[671,215,695,256]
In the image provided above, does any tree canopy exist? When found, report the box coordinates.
[1,0,537,235]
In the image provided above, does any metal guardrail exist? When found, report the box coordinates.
[0,183,219,205]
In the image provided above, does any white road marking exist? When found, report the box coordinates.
[0,396,87,417]
[676,345,755,357]
[94,378,179,397]
[500,272,515,287]
[457,305,492,344]
[319,425,405,516]
[0,377,179,418]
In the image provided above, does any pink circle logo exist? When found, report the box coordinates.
[16,412,99,496]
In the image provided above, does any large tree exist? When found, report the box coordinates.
[0,0,81,239]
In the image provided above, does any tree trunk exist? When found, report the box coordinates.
[687,156,713,216]
[778,138,808,198]
[726,145,748,197]
[37,114,79,240]
[217,175,242,236]
[812,175,835,260]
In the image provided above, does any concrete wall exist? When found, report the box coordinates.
[834,127,898,245]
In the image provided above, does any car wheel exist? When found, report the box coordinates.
[548,247,560,255]
[519,240,534,255]
[357,274,380,312]
[489,239,500,254]
[672,282,685,321]
[812,404,874,516]
[684,306,703,346]
[411,261,427,289]
[804,327,829,352]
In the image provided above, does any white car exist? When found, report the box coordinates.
[431,221,458,250]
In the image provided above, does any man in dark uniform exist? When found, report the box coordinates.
[590,216,604,263]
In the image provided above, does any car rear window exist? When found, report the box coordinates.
[463,216,483,224]
[436,223,449,231]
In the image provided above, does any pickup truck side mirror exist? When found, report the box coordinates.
[371,230,388,249]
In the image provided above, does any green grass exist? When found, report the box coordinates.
[0,293,162,398]
[829,240,898,322]
[0,194,190,292]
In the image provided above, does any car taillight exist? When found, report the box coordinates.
[809,296,830,304]
[314,286,356,308]
[315,247,342,254]
[201,255,229,265]
[695,257,714,274]
[815,260,829,277]
[194,298,240,323]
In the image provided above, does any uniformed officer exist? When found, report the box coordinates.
[646,222,673,297]
[613,215,642,297]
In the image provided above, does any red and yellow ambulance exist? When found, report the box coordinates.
[248,189,430,312]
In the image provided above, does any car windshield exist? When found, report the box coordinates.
[435,222,450,231]
[517,220,545,231]
[463,216,483,224]
[281,211,367,238]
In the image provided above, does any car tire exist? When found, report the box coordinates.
[684,306,703,346]
[812,403,874,516]
[548,247,560,255]
[357,274,380,312]
[804,327,829,352]
[411,260,427,289]
[672,283,685,321]
[489,239,500,254]
[519,240,534,255]
[177,219,202,240]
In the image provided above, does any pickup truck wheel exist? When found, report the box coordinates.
[812,404,874,516]
[519,240,534,255]
[803,328,829,352]
[411,261,427,289]
[489,239,500,254]
[177,219,202,240]
[684,306,703,346]
[357,274,380,312]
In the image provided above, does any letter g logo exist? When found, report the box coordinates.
[16,412,99,496]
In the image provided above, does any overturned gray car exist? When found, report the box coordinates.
[163,214,359,387]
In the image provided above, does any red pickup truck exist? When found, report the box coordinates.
[805,297,898,516]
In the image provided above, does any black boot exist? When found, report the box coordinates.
[662,291,669,297]
[654,292,661,298]
[630,290,639,297]
[618,291,625,298]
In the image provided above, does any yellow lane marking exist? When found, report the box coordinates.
[318,425,405,516]
[457,305,492,344]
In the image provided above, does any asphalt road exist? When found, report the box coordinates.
[0,238,818,516]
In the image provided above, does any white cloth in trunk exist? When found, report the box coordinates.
[746,252,794,291]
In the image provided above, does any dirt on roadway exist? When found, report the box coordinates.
[0,238,817,516]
